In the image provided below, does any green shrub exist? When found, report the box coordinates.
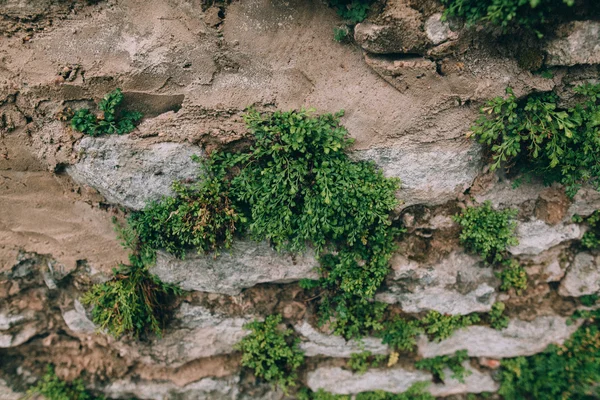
[378,317,423,352]
[329,0,374,23]
[71,88,142,136]
[580,294,599,307]
[129,168,242,258]
[441,0,574,32]
[81,253,182,338]
[470,84,600,197]
[236,315,304,392]
[498,324,600,399]
[453,201,518,263]
[317,295,388,340]
[27,365,103,400]
[497,259,528,294]
[300,383,434,400]
[421,311,480,342]
[348,351,388,374]
[415,350,471,383]
[489,302,510,330]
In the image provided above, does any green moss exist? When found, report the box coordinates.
[236,315,304,392]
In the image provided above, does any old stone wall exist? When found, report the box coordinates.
[1,0,599,399]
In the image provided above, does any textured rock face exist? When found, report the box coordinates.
[67,136,200,210]
[295,321,388,357]
[62,300,96,334]
[134,303,250,367]
[355,142,482,207]
[419,315,581,359]
[0,379,20,400]
[545,21,600,66]
[559,253,600,297]
[509,219,581,256]
[150,240,318,295]
[425,13,457,45]
[376,252,497,315]
[307,365,498,396]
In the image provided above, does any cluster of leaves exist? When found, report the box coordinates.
[470,84,600,198]
[415,350,471,383]
[497,259,528,294]
[421,311,481,342]
[488,302,510,330]
[453,201,518,263]
[81,253,182,338]
[300,382,434,400]
[71,89,142,136]
[573,211,600,250]
[580,294,599,307]
[235,315,304,392]
[81,219,181,338]
[348,351,388,374]
[328,0,374,23]
[129,164,242,258]
[378,317,423,352]
[441,0,574,33]
[498,321,600,399]
[27,365,103,400]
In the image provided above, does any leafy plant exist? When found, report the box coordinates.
[421,311,480,342]
[27,365,103,400]
[235,314,304,392]
[348,351,387,374]
[378,316,423,352]
[497,259,528,294]
[498,324,600,399]
[580,294,599,307]
[329,0,374,23]
[317,295,388,340]
[441,0,575,33]
[470,84,600,197]
[489,302,510,330]
[333,26,351,42]
[574,211,600,250]
[81,253,182,338]
[299,383,434,400]
[70,88,142,136]
[129,162,242,258]
[415,350,471,383]
[453,201,518,263]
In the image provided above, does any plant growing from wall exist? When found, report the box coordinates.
[71,88,142,136]
[470,84,600,198]
[299,383,434,400]
[378,316,423,352]
[440,0,575,34]
[27,365,103,400]
[421,311,480,342]
[488,301,510,330]
[497,259,528,294]
[573,211,600,250]
[328,0,374,23]
[348,351,388,374]
[453,201,519,264]
[415,350,471,383]
[236,314,304,392]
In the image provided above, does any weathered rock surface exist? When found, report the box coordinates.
[425,13,458,45]
[150,240,318,295]
[0,379,20,400]
[62,300,97,334]
[568,187,600,218]
[67,136,200,210]
[545,21,600,66]
[0,309,40,348]
[376,252,497,315]
[295,321,388,358]
[419,315,581,359]
[307,365,498,396]
[355,142,482,207]
[131,303,250,367]
[509,219,581,256]
[559,252,600,297]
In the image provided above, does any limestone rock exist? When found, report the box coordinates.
[0,379,21,400]
[307,366,430,395]
[559,252,600,297]
[295,321,388,358]
[509,219,581,256]
[354,142,482,208]
[425,13,457,45]
[568,187,600,218]
[545,21,600,66]
[376,252,497,315]
[135,303,250,367]
[419,315,581,359]
[67,136,200,210]
[307,365,497,396]
[62,300,97,334]
[0,310,40,348]
[150,240,318,295]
